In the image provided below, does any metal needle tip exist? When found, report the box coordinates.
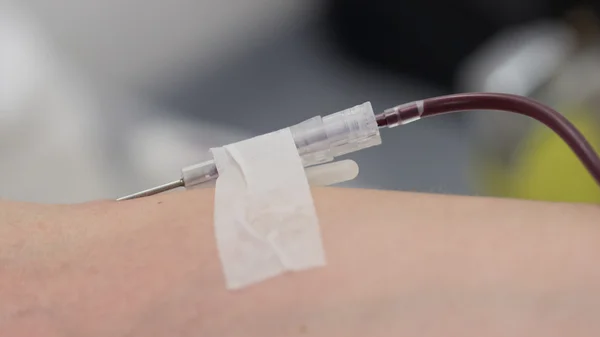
[117,179,184,201]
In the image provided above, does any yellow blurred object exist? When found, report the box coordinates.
[481,106,600,203]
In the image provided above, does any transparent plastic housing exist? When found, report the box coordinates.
[181,102,381,188]
[181,159,218,188]
[290,102,381,166]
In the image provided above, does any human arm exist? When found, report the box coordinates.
[1,188,600,336]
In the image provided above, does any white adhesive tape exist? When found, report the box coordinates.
[211,128,326,290]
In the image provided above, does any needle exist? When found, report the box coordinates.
[117,179,184,201]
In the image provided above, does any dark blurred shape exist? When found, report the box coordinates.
[323,0,581,88]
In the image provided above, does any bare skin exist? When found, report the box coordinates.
[1,188,599,337]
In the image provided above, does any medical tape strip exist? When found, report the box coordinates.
[211,128,326,290]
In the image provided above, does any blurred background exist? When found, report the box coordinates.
[1,0,600,203]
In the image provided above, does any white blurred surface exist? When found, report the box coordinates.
[0,1,253,203]
[0,2,113,203]
[17,0,317,93]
